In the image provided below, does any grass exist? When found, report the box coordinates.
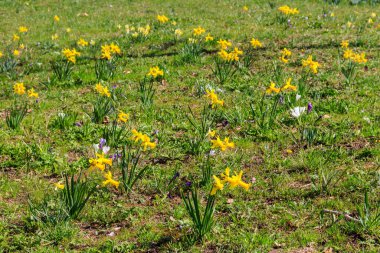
[1,0,380,252]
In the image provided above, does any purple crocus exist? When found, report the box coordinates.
[99,138,107,149]
[307,102,313,113]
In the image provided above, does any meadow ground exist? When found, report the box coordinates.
[0,0,379,252]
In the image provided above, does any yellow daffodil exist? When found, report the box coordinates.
[193,26,206,36]
[250,38,263,49]
[77,38,89,47]
[210,175,224,195]
[131,129,156,151]
[89,153,112,171]
[13,34,20,41]
[340,40,349,48]
[94,83,111,97]
[13,82,26,95]
[101,43,121,60]
[280,48,292,64]
[102,171,120,189]
[205,89,224,108]
[147,66,164,78]
[217,39,232,50]
[157,14,169,23]
[51,33,59,41]
[62,48,80,64]
[211,137,235,151]
[207,129,217,138]
[220,168,250,191]
[301,55,320,74]
[118,110,129,123]
[175,29,183,37]
[27,88,39,98]
[19,26,28,33]
[205,33,214,42]
[266,82,280,94]
[54,182,65,190]
[278,5,299,15]
[281,78,297,92]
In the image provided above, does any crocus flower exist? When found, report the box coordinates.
[307,102,313,113]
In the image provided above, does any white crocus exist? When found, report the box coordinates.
[290,107,306,118]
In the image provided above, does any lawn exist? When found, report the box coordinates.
[0,0,379,252]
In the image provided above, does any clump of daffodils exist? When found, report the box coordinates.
[101,43,121,60]
[218,47,243,62]
[13,82,39,98]
[302,55,320,74]
[62,48,80,64]
[343,48,367,64]
[278,5,299,15]
[205,89,224,108]
[131,129,156,151]
[211,167,250,195]
[95,83,111,97]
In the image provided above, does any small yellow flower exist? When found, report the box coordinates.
[301,55,320,74]
[193,26,206,36]
[89,153,112,171]
[278,5,299,15]
[217,39,232,50]
[13,34,20,41]
[243,6,249,12]
[211,137,235,151]
[340,40,349,48]
[147,66,164,79]
[0,51,3,58]
[207,129,217,138]
[54,182,65,190]
[280,48,292,63]
[171,21,177,26]
[77,38,89,47]
[157,14,169,23]
[131,129,156,151]
[210,175,224,195]
[13,82,26,95]
[330,12,335,17]
[266,82,280,94]
[118,110,129,123]
[54,15,60,22]
[175,29,183,37]
[368,18,373,24]
[347,21,352,28]
[27,88,39,98]
[51,33,59,40]
[19,44,25,50]
[281,78,297,92]
[66,28,72,33]
[102,171,120,189]
[370,13,376,18]
[250,38,263,49]
[62,48,80,64]
[205,89,224,108]
[205,33,214,42]
[19,26,28,33]
[13,50,20,56]
[94,83,111,97]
